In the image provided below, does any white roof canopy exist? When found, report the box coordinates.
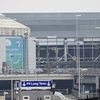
[0,19,29,29]
[0,14,30,36]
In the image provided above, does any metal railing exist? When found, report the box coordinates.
[0,68,74,75]
[1,67,100,76]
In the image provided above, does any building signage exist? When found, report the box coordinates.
[15,80,52,90]
[6,37,24,70]
[21,80,51,87]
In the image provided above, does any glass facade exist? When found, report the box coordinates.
[36,37,100,68]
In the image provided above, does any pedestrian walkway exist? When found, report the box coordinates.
[54,91,77,100]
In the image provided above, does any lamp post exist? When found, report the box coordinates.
[75,14,81,98]
[10,55,13,100]
[94,26,100,98]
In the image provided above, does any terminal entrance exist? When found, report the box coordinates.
[14,80,53,100]
[0,79,73,100]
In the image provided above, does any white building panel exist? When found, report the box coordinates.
[28,37,36,73]
[0,37,6,73]
[0,15,30,36]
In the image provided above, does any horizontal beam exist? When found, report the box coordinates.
[0,74,73,80]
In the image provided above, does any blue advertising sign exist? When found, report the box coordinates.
[14,80,52,90]
[21,80,52,87]
[6,37,24,70]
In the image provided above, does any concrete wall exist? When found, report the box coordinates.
[0,37,6,73]
[15,90,53,100]
[28,37,36,73]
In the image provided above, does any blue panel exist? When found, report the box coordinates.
[6,37,23,70]
[21,80,52,87]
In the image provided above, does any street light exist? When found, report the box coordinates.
[75,14,81,98]
[94,26,100,97]
[94,27,100,62]
[10,55,13,100]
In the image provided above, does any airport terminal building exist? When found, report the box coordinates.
[0,13,99,99]
[4,13,100,69]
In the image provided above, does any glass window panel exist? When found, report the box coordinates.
[40,49,47,57]
[68,45,74,61]
[93,47,100,58]
[84,45,92,60]
[48,49,56,57]
[58,49,64,57]
[80,45,83,60]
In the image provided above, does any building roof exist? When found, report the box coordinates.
[3,13,100,38]
[0,19,30,29]
[0,14,29,29]
[0,14,30,36]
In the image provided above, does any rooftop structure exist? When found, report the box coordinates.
[0,14,30,36]
[4,13,100,37]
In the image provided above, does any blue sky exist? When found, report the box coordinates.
[0,0,99,12]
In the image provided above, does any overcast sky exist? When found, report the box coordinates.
[0,0,100,13]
